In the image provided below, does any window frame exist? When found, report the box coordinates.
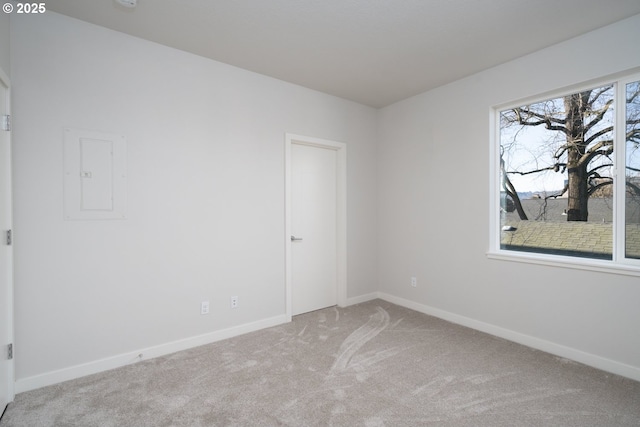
[488,71,640,277]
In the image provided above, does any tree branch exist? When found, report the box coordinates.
[627,181,640,197]
[544,183,568,199]
[506,164,561,176]
[501,156,528,220]
[584,128,613,148]
[588,163,614,177]
[589,86,612,105]
[588,179,613,196]
[580,142,613,168]
[583,103,613,135]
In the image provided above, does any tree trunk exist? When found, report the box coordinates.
[564,93,589,221]
[505,177,528,220]
[501,156,528,220]
[566,162,588,221]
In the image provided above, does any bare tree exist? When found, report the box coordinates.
[500,148,527,220]
[626,81,640,203]
[501,85,614,221]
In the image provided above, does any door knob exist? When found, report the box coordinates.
[291,236,303,241]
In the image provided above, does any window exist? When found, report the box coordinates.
[492,73,640,271]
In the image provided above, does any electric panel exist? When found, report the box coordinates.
[64,128,126,220]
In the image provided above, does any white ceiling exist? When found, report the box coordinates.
[45,0,640,108]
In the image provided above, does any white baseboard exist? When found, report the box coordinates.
[376,292,640,382]
[16,293,640,393]
[345,292,380,306]
[15,314,288,394]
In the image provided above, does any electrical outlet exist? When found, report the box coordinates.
[231,296,238,309]
[411,277,417,287]
[201,301,210,315]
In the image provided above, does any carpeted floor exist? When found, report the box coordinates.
[2,299,639,426]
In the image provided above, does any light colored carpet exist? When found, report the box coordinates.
[2,300,639,426]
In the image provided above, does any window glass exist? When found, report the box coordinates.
[499,84,615,259]
[626,81,640,259]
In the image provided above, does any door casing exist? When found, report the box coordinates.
[0,66,14,412]
[285,133,347,321]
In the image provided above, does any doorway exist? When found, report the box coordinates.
[0,68,13,414]
[285,134,346,320]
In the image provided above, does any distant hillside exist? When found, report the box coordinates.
[501,198,640,223]
[517,190,565,200]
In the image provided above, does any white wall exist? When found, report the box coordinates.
[10,12,377,389]
[377,14,640,380]
[0,12,8,76]
[11,8,640,392]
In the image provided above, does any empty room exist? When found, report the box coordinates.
[1,0,640,425]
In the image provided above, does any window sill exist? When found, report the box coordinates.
[486,250,640,278]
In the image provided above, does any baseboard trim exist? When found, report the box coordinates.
[376,292,640,382]
[15,314,288,394]
[345,292,380,306]
[16,293,640,392]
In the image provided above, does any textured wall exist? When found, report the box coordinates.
[0,12,9,76]
[10,12,378,388]
[377,14,640,379]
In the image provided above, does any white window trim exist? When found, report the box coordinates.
[488,70,640,277]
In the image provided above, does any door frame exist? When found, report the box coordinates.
[285,133,347,321]
[0,66,14,409]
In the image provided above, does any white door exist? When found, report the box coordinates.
[0,71,13,414]
[291,143,338,315]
